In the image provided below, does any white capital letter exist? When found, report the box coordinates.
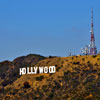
[19,68,26,75]
[39,67,43,73]
[49,66,56,73]
[44,67,48,73]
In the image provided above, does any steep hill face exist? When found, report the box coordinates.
[0,54,100,100]
[0,54,46,89]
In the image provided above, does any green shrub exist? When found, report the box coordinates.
[73,61,80,65]
[23,81,30,88]
[82,58,85,61]
[35,75,44,81]
[56,66,61,71]
[92,55,97,58]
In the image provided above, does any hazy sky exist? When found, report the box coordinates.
[0,0,100,61]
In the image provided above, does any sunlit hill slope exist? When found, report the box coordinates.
[0,54,100,100]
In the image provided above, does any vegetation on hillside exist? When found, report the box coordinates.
[0,54,100,100]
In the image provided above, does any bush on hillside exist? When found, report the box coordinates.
[35,75,44,81]
[23,81,30,88]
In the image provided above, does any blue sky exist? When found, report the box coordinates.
[0,0,100,61]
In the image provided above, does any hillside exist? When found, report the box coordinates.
[0,54,46,91]
[0,54,100,100]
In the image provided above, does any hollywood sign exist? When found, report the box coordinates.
[19,66,56,75]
